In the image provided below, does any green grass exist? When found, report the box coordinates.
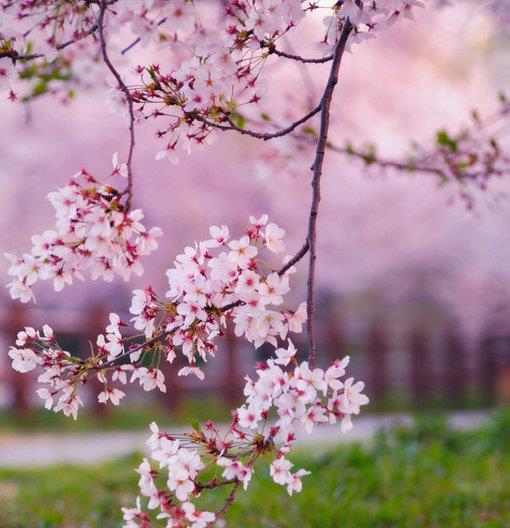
[0,397,230,432]
[1,411,510,528]
[0,393,491,434]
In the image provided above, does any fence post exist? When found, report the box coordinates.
[409,327,431,408]
[444,325,466,408]
[4,302,31,414]
[222,326,242,406]
[478,335,497,405]
[86,304,110,418]
[368,320,389,403]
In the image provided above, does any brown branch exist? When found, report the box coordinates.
[98,0,135,209]
[120,17,168,55]
[195,477,237,491]
[278,241,310,276]
[292,132,449,179]
[208,452,258,527]
[210,480,242,525]
[196,104,322,142]
[93,237,312,372]
[267,47,334,64]
[306,20,353,367]
[345,153,447,179]
[1,23,100,63]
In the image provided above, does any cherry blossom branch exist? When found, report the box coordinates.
[120,17,168,55]
[0,23,100,63]
[196,104,322,141]
[94,238,310,372]
[98,0,135,209]
[278,241,310,276]
[195,477,237,491]
[306,19,353,367]
[209,479,242,527]
[340,146,447,178]
[95,324,180,371]
[209,452,258,527]
[265,45,334,64]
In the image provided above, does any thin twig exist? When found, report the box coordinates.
[98,0,135,209]
[278,241,310,276]
[196,104,322,142]
[93,238,312,371]
[1,23,100,63]
[96,324,180,370]
[267,47,334,64]
[121,17,168,55]
[306,20,353,367]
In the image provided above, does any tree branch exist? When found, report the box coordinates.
[98,0,135,209]
[196,104,322,142]
[0,23,100,64]
[306,20,353,367]
[278,241,310,276]
[267,46,334,64]
[120,17,168,55]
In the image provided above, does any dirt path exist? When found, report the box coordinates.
[0,410,489,468]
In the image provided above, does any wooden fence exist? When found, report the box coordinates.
[1,302,510,415]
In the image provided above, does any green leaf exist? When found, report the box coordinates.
[234,113,245,129]
[436,130,457,152]
[189,417,201,433]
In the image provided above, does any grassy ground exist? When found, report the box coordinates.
[0,398,230,432]
[0,412,509,528]
[0,393,491,433]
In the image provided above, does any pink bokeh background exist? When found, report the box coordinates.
[1,3,510,340]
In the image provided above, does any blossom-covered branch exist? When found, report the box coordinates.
[305,18,353,366]
[121,344,368,527]
[98,0,135,208]
[6,1,506,526]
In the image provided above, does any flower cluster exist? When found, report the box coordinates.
[125,0,431,163]
[237,340,369,441]
[5,155,162,303]
[128,0,306,163]
[101,215,307,382]
[122,341,369,526]
[8,325,86,419]
[320,0,425,52]
[7,215,305,418]
[0,0,101,100]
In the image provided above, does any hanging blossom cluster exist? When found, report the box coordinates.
[122,341,369,527]
[125,0,307,164]
[8,324,87,419]
[99,215,307,380]
[5,154,162,303]
[125,0,432,163]
[0,0,103,101]
[7,216,306,418]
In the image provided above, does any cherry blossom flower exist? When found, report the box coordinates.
[6,164,162,302]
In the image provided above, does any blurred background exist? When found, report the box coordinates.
[2,3,510,528]
[1,2,510,426]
